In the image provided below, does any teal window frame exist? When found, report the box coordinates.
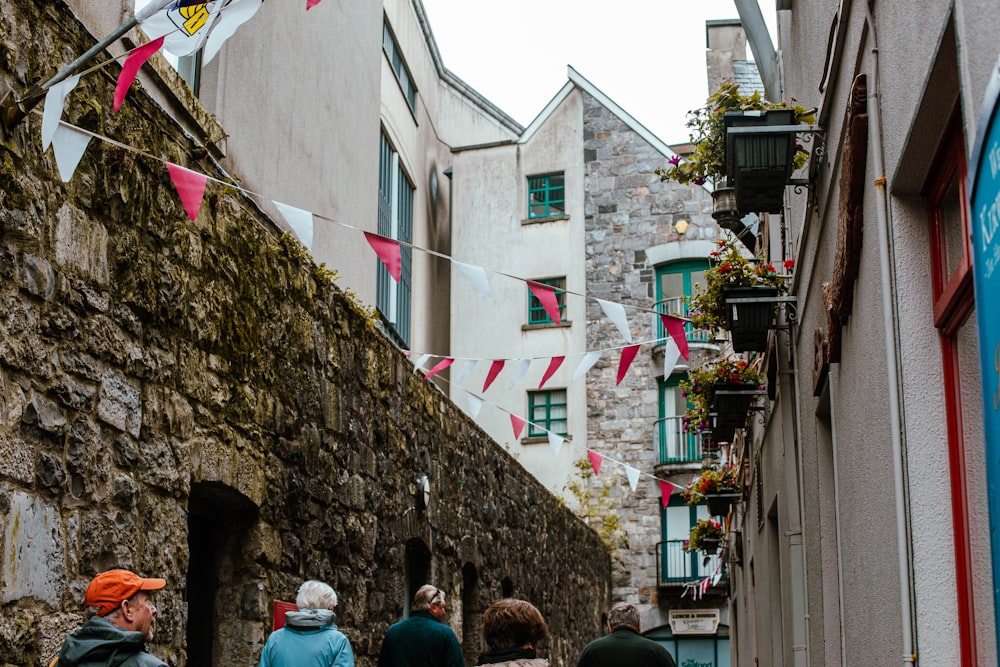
[527,389,567,438]
[659,496,722,584]
[528,173,566,219]
[655,260,711,342]
[383,19,416,110]
[376,131,413,347]
[657,376,701,464]
[527,277,567,325]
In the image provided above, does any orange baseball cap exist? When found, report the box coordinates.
[85,569,166,616]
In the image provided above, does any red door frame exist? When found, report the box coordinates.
[925,113,977,666]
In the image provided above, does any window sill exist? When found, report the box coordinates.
[521,435,571,445]
[522,321,572,331]
[522,215,570,226]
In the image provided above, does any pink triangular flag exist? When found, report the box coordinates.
[660,314,690,361]
[165,162,207,221]
[510,414,526,440]
[528,281,561,325]
[364,232,401,282]
[482,359,505,393]
[588,450,603,476]
[114,36,164,112]
[659,480,677,508]
[616,344,640,385]
[423,358,454,380]
[307,0,322,7]
[538,356,565,389]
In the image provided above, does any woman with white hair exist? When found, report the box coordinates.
[258,580,355,667]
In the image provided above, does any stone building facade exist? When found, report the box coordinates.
[0,3,611,666]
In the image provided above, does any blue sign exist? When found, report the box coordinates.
[969,54,1000,654]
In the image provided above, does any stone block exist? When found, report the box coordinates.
[96,369,141,437]
[2,492,65,606]
[54,203,109,285]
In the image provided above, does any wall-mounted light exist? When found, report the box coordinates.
[674,218,689,236]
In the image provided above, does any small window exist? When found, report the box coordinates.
[655,260,711,343]
[528,173,565,219]
[383,19,416,111]
[527,277,567,325]
[527,389,567,437]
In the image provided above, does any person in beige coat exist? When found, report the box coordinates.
[474,598,549,667]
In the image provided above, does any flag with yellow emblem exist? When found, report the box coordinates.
[136,0,262,62]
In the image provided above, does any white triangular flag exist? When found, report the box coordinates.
[662,337,682,378]
[42,76,80,151]
[506,358,531,390]
[624,464,640,491]
[273,200,314,250]
[572,351,601,381]
[453,260,491,301]
[453,359,478,387]
[412,353,432,373]
[466,392,484,419]
[52,125,91,182]
[548,432,564,457]
[597,299,632,343]
[712,571,723,586]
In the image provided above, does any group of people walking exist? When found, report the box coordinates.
[53,569,676,667]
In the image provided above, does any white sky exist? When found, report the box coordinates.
[420,0,777,145]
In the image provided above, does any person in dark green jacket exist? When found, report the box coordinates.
[576,603,676,667]
[377,585,464,667]
[55,569,168,667]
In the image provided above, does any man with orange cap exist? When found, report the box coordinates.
[54,568,168,667]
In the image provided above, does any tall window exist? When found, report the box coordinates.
[527,277,567,325]
[660,497,721,583]
[657,377,700,464]
[655,260,711,342]
[383,19,416,111]
[377,131,413,347]
[527,173,565,219]
[925,113,979,665]
[527,389,567,438]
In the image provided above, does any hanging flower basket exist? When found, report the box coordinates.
[712,382,760,430]
[723,285,779,352]
[725,109,801,214]
[705,491,741,517]
[683,518,725,555]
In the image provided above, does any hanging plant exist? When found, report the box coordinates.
[683,518,725,555]
[680,357,765,435]
[655,82,816,186]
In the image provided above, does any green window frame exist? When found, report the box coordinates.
[657,376,701,464]
[659,496,721,584]
[383,19,416,110]
[527,277,567,325]
[528,173,565,219]
[377,131,413,347]
[527,389,567,438]
[655,260,711,343]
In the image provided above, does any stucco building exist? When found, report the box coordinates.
[725,1,999,665]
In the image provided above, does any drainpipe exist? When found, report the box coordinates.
[733,0,781,101]
[863,3,916,664]
[778,314,809,667]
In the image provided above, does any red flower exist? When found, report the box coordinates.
[718,262,732,274]
[784,259,795,270]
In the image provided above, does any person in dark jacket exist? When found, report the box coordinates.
[258,579,354,667]
[576,603,676,667]
[55,568,168,667]
[475,598,549,666]
[377,585,464,667]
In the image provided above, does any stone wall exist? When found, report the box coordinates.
[581,92,714,607]
[0,3,612,666]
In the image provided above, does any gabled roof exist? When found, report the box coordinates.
[519,65,680,162]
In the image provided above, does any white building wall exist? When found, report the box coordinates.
[449,90,587,497]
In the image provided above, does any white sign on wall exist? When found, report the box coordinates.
[668,609,720,635]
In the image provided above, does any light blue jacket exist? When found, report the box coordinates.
[258,609,354,667]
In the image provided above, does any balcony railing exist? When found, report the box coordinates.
[656,539,723,585]
[656,416,702,465]
[655,296,714,344]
